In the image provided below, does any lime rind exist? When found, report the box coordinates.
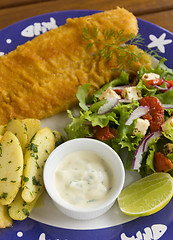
[118,172,173,216]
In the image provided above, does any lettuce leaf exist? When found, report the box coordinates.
[76,83,90,111]
[105,101,143,152]
[65,110,91,139]
[156,89,173,104]
[164,109,173,119]
[162,121,173,141]
[94,71,129,97]
[85,112,118,128]
[65,59,173,176]
[140,144,156,178]
[137,58,173,97]
[136,78,157,96]
[154,58,173,79]
[66,99,142,153]
[138,58,173,80]
[140,136,171,177]
[167,153,173,162]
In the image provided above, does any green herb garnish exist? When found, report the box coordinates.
[82,26,160,70]
[32,176,42,186]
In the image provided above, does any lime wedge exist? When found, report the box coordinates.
[118,172,173,216]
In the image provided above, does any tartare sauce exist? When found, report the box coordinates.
[54,151,113,207]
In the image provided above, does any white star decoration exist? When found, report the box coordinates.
[147,33,172,53]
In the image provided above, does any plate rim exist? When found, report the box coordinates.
[0,9,173,240]
[1,9,172,35]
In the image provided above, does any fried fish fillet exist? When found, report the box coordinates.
[0,7,151,124]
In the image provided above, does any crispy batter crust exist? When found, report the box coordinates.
[0,7,150,124]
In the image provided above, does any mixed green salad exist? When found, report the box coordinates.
[65,58,173,178]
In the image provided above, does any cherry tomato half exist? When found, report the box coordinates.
[154,152,173,172]
[92,125,117,141]
[166,80,173,89]
[145,78,173,90]
[140,96,164,132]
[145,79,164,87]
[114,89,122,95]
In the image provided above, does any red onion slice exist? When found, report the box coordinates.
[112,85,132,90]
[167,86,173,91]
[97,97,119,114]
[153,84,168,91]
[125,106,150,126]
[119,99,132,103]
[132,131,162,171]
[163,104,173,109]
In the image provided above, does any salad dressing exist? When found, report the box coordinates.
[54,151,113,207]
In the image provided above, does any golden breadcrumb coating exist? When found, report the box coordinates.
[0,7,151,124]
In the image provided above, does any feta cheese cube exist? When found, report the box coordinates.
[163,143,173,155]
[133,118,150,136]
[161,116,173,134]
[99,87,121,100]
[142,73,160,82]
[121,86,142,100]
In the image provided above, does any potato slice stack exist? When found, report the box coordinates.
[0,118,59,228]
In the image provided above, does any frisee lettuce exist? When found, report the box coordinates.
[94,71,129,97]
[65,58,173,177]
[76,83,90,111]
[137,58,173,98]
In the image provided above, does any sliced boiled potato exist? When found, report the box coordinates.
[0,125,6,135]
[8,188,43,221]
[0,131,23,205]
[0,135,3,141]
[53,130,62,142]
[22,127,55,203]
[6,119,28,152]
[0,204,13,228]
[53,130,65,147]
[22,119,41,142]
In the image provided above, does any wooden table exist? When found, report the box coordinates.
[0,0,172,32]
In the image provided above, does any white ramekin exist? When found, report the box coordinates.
[43,138,125,220]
